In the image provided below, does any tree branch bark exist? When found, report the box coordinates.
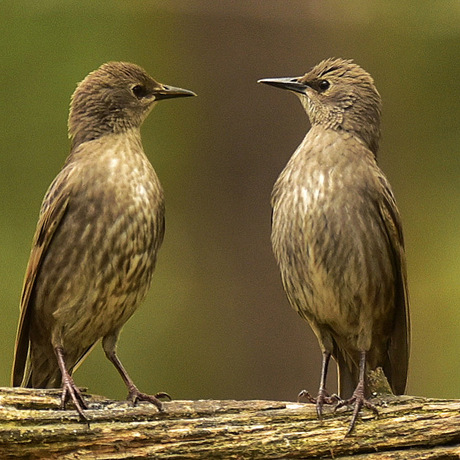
[1,387,460,458]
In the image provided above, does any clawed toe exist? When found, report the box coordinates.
[153,391,172,401]
[127,386,168,412]
[335,390,378,436]
[297,390,317,404]
[298,388,341,421]
[60,379,88,422]
[316,391,341,421]
[335,396,378,414]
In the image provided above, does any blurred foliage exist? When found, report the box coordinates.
[0,1,459,402]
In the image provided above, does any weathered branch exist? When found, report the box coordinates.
[1,387,460,458]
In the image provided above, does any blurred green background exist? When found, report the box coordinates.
[0,1,459,402]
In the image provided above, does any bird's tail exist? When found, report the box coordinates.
[25,367,62,389]
[13,347,62,389]
[13,341,96,389]
[336,347,407,398]
[336,349,359,399]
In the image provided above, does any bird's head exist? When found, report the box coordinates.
[259,58,382,155]
[68,62,196,147]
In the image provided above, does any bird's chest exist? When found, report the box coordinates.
[271,152,349,258]
[85,154,164,281]
[85,151,163,232]
[46,151,165,332]
[270,140,375,321]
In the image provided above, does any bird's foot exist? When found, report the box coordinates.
[298,389,341,421]
[334,382,379,436]
[297,389,317,404]
[60,374,88,422]
[127,385,171,412]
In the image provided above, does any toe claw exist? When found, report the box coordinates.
[127,386,165,412]
[154,392,172,401]
[60,380,88,422]
[297,390,316,404]
[339,394,379,436]
[298,387,340,422]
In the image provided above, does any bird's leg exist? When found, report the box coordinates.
[316,351,340,419]
[298,351,340,420]
[334,351,379,436]
[54,346,88,421]
[105,350,168,411]
[102,335,169,412]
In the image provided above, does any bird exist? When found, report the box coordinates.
[258,58,410,435]
[11,61,196,420]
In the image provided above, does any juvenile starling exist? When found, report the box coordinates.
[11,62,196,419]
[259,58,410,435]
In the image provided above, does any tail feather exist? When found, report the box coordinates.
[17,342,96,389]
[336,348,359,399]
[23,355,62,388]
[14,345,62,389]
[336,345,407,398]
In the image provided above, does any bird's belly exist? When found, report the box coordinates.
[271,180,394,340]
[35,186,162,350]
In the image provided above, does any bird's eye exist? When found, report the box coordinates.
[131,84,148,99]
[318,80,330,91]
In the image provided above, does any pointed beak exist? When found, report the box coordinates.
[155,84,197,101]
[257,77,307,95]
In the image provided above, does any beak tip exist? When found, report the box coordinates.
[257,76,306,94]
[178,90,197,98]
[156,86,197,100]
[257,78,273,85]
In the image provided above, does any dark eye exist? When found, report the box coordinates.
[131,84,148,99]
[318,80,330,91]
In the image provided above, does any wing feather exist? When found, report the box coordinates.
[377,176,410,394]
[11,192,70,386]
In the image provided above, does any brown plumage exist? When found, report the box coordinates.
[11,62,196,419]
[259,58,410,435]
